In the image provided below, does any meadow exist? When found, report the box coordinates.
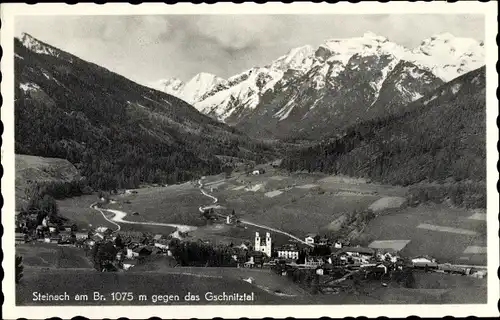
[16,243,93,269]
[355,204,487,265]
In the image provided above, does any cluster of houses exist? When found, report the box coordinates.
[15,211,87,246]
[238,232,487,280]
[112,233,173,271]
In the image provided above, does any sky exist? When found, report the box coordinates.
[15,14,484,86]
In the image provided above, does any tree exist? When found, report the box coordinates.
[15,255,24,284]
[114,234,124,249]
[94,241,118,271]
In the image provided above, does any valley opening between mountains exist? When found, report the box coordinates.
[14,30,487,305]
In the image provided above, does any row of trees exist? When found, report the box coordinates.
[171,241,236,267]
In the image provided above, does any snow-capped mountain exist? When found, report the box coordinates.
[148,73,227,105]
[152,32,485,139]
[19,32,74,63]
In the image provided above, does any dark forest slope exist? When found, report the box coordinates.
[15,34,275,190]
[282,66,486,188]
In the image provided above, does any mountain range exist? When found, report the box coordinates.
[15,33,275,191]
[150,32,484,140]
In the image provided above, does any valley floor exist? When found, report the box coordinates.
[16,165,488,306]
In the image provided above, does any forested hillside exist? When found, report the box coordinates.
[15,34,275,191]
[282,67,485,203]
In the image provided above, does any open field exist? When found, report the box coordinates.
[355,204,487,265]
[16,243,93,269]
[58,194,116,230]
[105,183,207,227]
[213,180,378,237]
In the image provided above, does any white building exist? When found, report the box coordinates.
[305,235,315,245]
[254,232,272,257]
[277,248,299,260]
[252,170,260,175]
[277,244,299,260]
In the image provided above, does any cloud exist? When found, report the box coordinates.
[190,15,287,51]
[14,14,485,86]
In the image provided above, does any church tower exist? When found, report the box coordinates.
[255,232,261,252]
[265,232,272,257]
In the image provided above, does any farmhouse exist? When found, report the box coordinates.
[411,255,438,269]
[340,246,375,264]
[304,233,317,245]
[122,259,138,270]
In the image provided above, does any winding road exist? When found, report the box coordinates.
[88,177,312,247]
[90,203,196,233]
[197,179,314,247]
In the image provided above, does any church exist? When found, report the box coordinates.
[254,232,272,257]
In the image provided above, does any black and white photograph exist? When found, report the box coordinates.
[2,2,498,319]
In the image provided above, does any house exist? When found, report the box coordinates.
[271,159,283,168]
[378,250,400,263]
[305,256,324,267]
[134,246,152,257]
[304,234,317,245]
[96,226,109,233]
[333,241,343,249]
[126,248,139,258]
[315,267,324,276]
[50,234,62,244]
[154,242,169,251]
[122,259,138,270]
[92,233,104,242]
[153,234,163,242]
[341,246,375,256]
[75,232,89,240]
[318,238,329,246]
[242,277,254,284]
[252,170,260,175]
[238,243,249,250]
[15,232,26,244]
[248,251,266,266]
[226,215,233,225]
[341,246,375,264]
[411,256,438,269]
[277,244,299,260]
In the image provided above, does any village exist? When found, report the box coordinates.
[15,191,487,295]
